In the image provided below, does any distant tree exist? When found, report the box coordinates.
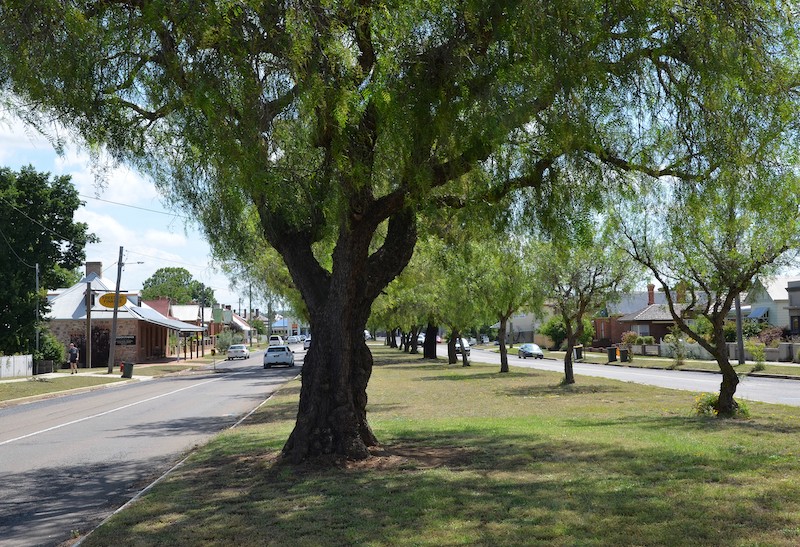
[535,231,639,385]
[0,166,96,355]
[475,239,543,373]
[141,267,215,304]
[617,168,800,415]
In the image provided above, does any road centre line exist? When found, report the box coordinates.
[0,377,221,446]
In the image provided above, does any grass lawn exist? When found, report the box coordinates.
[82,346,800,546]
[538,349,800,378]
[0,375,125,403]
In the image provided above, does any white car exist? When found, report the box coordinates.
[226,344,249,360]
[268,335,284,346]
[287,335,300,344]
[303,335,312,350]
[263,345,294,368]
[454,338,471,356]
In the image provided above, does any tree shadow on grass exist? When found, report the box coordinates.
[570,413,800,435]
[84,425,800,547]
[418,371,533,382]
[501,384,624,397]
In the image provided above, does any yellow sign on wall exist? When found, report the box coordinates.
[99,293,127,308]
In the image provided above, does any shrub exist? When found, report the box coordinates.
[642,335,654,344]
[540,316,594,350]
[666,326,687,367]
[620,331,638,347]
[35,330,65,363]
[758,326,784,348]
[744,338,766,367]
[693,393,750,418]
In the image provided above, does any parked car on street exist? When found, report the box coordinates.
[263,345,294,368]
[287,335,300,344]
[303,335,312,350]
[518,343,544,359]
[269,335,284,346]
[226,344,250,360]
[454,338,471,356]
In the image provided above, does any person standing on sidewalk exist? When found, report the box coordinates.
[68,343,79,374]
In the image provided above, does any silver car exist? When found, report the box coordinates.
[226,344,249,360]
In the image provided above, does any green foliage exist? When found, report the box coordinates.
[35,329,65,363]
[744,339,766,367]
[693,392,750,418]
[665,326,687,367]
[215,330,234,352]
[541,315,594,350]
[540,316,568,350]
[723,320,764,343]
[249,318,267,335]
[141,267,215,304]
[0,167,95,356]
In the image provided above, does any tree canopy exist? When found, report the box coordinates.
[140,267,216,304]
[615,166,800,414]
[1,1,797,460]
[0,165,95,355]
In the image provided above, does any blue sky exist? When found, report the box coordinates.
[0,114,244,309]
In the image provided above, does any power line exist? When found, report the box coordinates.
[78,194,191,219]
[0,194,77,245]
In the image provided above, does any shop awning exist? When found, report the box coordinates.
[130,306,205,332]
[748,307,769,319]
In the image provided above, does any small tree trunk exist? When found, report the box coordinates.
[563,332,576,385]
[447,329,458,364]
[461,334,471,367]
[423,322,438,359]
[409,326,420,354]
[712,330,740,415]
[498,316,509,373]
[389,328,398,348]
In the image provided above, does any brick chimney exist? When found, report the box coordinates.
[86,261,103,278]
[647,283,655,306]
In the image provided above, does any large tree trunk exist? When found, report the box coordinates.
[274,210,417,463]
[423,322,438,359]
[498,316,509,373]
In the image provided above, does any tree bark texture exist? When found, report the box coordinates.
[275,210,416,462]
[498,316,509,373]
[423,322,438,359]
[447,330,458,364]
[563,333,576,385]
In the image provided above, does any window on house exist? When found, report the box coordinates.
[634,324,650,336]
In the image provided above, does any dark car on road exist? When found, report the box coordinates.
[518,343,544,359]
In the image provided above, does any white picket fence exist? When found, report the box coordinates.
[0,354,33,378]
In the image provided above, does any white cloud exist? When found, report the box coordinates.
[2,110,245,308]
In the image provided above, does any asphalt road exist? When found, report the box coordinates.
[0,349,301,547]
[469,348,800,407]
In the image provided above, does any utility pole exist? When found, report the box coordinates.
[35,263,40,355]
[248,283,253,347]
[85,280,92,369]
[107,246,124,374]
[200,296,205,357]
